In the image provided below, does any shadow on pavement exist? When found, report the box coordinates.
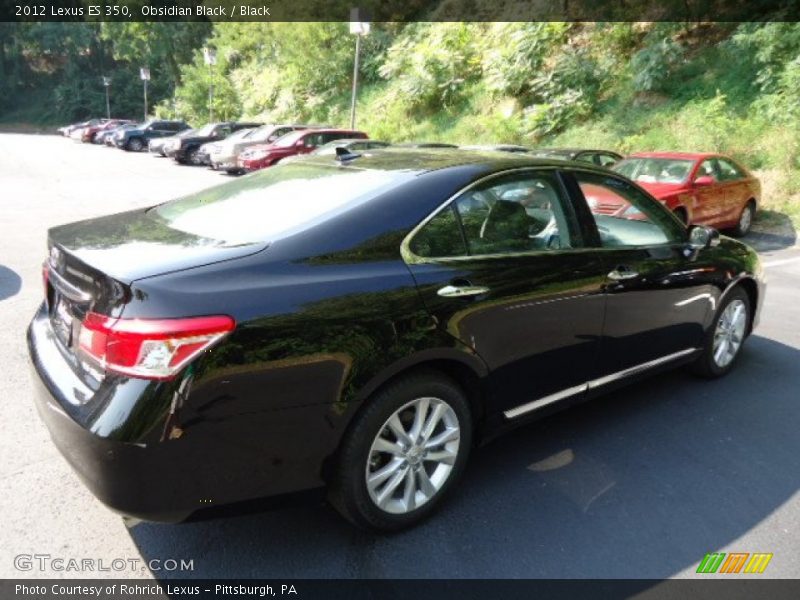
[0,265,22,301]
[748,210,797,251]
[129,335,799,579]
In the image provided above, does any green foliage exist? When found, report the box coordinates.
[630,30,684,92]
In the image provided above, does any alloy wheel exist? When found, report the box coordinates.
[365,397,460,515]
[739,205,753,234]
[712,298,747,368]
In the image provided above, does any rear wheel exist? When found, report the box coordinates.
[329,370,472,531]
[187,148,202,166]
[691,287,750,378]
[731,201,755,237]
[126,138,144,152]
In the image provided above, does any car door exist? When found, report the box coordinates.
[715,157,749,224]
[565,169,715,378]
[404,168,608,417]
[690,158,727,226]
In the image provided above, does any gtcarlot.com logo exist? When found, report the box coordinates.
[697,552,772,574]
[14,553,194,573]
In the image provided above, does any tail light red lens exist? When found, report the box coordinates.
[77,312,235,380]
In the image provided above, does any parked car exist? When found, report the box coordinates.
[237,128,367,172]
[29,150,764,530]
[170,121,263,165]
[611,152,761,235]
[102,123,138,146]
[311,139,390,156]
[114,119,190,152]
[149,128,196,157]
[69,119,109,141]
[81,119,131,143]
[59,120,102,138]
[209,124,310,174]
[461,144,530,153]
[396,142,459,149]
[197,127,256,167]
[529,147,623,167]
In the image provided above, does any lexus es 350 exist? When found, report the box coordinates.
[28,150,764,530]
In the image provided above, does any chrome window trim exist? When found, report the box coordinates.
[503,347,699,420]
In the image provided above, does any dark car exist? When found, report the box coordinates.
[102,123,138,146]
[148,128,196,157]
[29,151,764,530]
[529,147,623,167]
[81,120,132,144]
[396,142,459,149]
[114,119,190,152]
[170,121,263,165]
[237,128,367,171]
[461,144,531,153]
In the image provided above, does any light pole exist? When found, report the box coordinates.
[101,76,111,120]
[203,46,217,122]
[349,9,370,130]
[140,67,150,121]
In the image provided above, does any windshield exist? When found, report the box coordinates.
[153,163,414,244]
[195,124,217,137]
[250,125,279,141]
[177,128,196,138]
[227,128,254,142]
[614,158,695,184]
[274,130,306,147]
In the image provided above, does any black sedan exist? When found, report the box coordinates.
[530,147,623,167]
[28,151,764,530]
[170,121,263,165]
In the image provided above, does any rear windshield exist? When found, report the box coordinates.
[153,163,414,244]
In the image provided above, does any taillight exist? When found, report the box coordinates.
[42,262,49,300]
[77,312,235,380]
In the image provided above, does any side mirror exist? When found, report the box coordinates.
[688,225,720,250]
[694,175,715,186]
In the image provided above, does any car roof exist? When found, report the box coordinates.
[627,151,717,160]
[298,147,615,177]
[533,147,622,157]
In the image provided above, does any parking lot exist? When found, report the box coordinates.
[1,133,799,580]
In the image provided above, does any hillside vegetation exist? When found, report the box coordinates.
[2,20,800,231]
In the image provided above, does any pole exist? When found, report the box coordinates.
[104,85,111,120]
[349,33,361,130]
[143,78,148,122]
[208,64,214,122]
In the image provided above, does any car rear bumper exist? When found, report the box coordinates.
[27,304,341,522]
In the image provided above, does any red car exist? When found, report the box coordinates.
[80,119,131,143]
[237,129,368,171]
[608,152,760,236]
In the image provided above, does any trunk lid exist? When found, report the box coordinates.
[48,207,268,284]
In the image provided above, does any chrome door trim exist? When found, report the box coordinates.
[503,347,699,420]
[587,348,698,389]
[503,383,588,419]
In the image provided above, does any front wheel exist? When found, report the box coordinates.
[691,287,750,378]
[126,138,144,152]
[329,370,472,531]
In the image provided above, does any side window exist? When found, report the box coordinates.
[597,154,619,167]
[323,133,347,145]
[576,171,685,248]
[717,158,744,181]
[456,171,573,255]
[575,153,595,165]
[696,159,719,182]
[409,206,467,258]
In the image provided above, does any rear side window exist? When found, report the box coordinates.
[409,206,466,258]
[716,158,745,181]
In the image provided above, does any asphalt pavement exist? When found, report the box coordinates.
[0,133,798,580]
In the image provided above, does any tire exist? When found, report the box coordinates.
[329,370,472,531]
[691,286,750,378]
[187,148,202,166]
[126,138,144,152]
[730,201,755,237]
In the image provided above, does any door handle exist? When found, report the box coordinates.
[437,284,490,298]
[607,266,639,281]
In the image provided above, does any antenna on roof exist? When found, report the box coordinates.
[335,146,362,162]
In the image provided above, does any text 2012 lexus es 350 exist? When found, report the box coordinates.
[28,150,764,530]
